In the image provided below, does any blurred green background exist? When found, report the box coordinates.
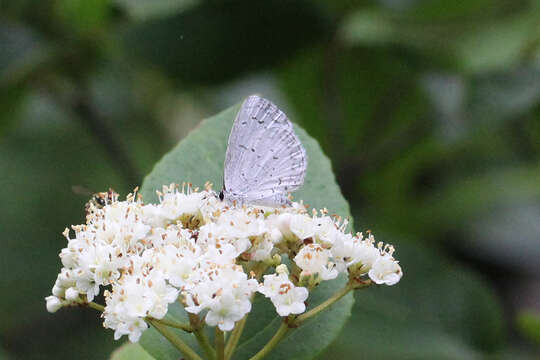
[1,0,540,359]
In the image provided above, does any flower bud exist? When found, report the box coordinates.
[65,287,80,301]
[45,296,63,313]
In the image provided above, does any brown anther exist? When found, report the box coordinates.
[303,237,313,245]
[278,283,292,295]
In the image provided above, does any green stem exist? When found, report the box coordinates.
[189,314,216,360]
[147,319,203,360]
[216,328,225,360]
[194,329,216,360]
[248,321,289,360]
[293,283,353,325]
[150,317,193,332]
[87,302,104,312]
[224,316,247,360]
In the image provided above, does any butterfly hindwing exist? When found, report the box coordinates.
[223,95,307,205]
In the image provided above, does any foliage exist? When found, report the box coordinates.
[1,0,540,358]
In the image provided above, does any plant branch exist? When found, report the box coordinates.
[216,327,225,360]
[87,301,105,312]
[189,314,216,360]
[224,315,247,360]
[147,318,203,360]
[293,283,353,325]
[248,321,289,360]
[149,317,193,332]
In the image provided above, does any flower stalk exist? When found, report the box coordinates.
[293,283,354,326]
[87,301,105,312]
[147,319,203,360]
[216,327,225,360]
[150,317,193,332]
[248,321,289,360]
[224,315,247,360]
[189,314,216,360]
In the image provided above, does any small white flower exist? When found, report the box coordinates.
[294,243,338,280]
[52,282,65,297]
[65,287,79,302]
[45,296,63,313]
[145,270,180,319]
[259,273,308,316]
[75,272,100,302]
[289,214,315,240]
[275,264,289,275]
[313,216,339,245]
[184,264,258,331]
[59,247,78,269]
[159,186,207,224]
[164,253,198,288]
[141,204,166,228]
[368,255,402,285]
[333,233,379,274]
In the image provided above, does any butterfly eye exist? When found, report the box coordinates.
[219,191,224,201]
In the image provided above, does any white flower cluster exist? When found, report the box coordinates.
[46,184,402,342]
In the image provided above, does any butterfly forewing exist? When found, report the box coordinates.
[223,95,307,205]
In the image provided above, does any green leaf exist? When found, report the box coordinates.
[139,100,354,359]
[339,9,396,46]
[456,12,540,74]
[111,343,156,360]
[113,0,199,21]
[55,0,110,34]
[516,310,540,346]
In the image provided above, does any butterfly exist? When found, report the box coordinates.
[219,95,307,206]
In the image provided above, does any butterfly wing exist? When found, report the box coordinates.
[223,95,307,205]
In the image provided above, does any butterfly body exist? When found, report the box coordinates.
[221,95,307,206]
